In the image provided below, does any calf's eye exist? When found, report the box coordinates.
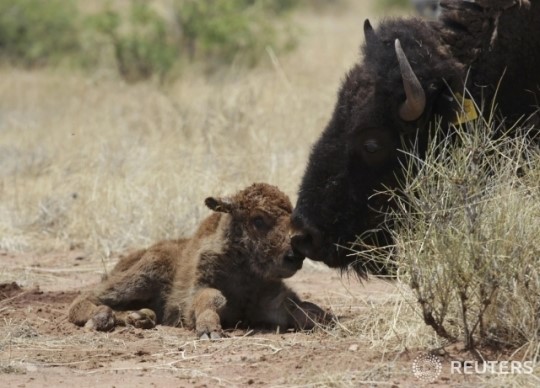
[251,216,267,230]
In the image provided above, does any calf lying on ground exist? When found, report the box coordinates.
[68,183,330,338]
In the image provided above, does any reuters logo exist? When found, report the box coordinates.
[412,353,442,382]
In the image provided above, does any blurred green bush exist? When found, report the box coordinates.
[376,0,411,11]
[173,0,297,69]
[85,1,179,83]
[0,0,309,82]
[0,0,80,67]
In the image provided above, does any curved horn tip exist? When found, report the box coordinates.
[394,38,426,122]
[394,39,402,51]
[364,19,373,32]
[364,19,377,44]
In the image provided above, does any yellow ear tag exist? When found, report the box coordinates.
[453,93,478,124]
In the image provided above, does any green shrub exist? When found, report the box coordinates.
[173,0,297,69]
[0,0,304,81]
[0,0,80,67]
[85,2,179,82]
[375,0,411,11]
[83,0,299,81]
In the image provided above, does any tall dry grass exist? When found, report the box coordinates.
[0,1,375,255]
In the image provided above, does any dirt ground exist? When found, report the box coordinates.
[3,250,533,388]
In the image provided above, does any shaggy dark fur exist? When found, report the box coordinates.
[291,0,540,274]
[438,0,540,123]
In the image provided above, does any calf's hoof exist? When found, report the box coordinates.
[199,331,222,340]
[127,308,157,329]
[85,306,116,331]
[293,301,335,330]
[196,309,223,340]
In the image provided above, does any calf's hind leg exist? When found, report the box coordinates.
[68,294,157,331]
[68,293,117,331]
[68,250,175,331]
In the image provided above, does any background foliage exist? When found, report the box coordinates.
[0,0,81,67]
[0,0,310,82]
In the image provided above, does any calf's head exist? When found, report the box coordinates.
[205,183,304,280]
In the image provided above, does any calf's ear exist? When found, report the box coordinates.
[204,197,234,213]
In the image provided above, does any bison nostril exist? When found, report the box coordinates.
[284,248,304,263]
[291,232,314,258]
[283,249,304,272]
[290,212,323,259]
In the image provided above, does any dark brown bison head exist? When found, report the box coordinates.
[291,18,466,274]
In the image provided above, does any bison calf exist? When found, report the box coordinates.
[68,183,329,338]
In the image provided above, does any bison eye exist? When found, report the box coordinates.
[363,139,382,153]
[350,128,397,167]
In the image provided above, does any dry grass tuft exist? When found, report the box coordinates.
[391,110,540,359]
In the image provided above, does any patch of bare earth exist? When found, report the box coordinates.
[2,251,521,387]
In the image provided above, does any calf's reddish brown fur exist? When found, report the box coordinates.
[68,183,329,338]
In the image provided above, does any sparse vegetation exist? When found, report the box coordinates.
[0,0,363,256]
[84,2,179,83]
[0,0,80,67]
[390,112,540,357]
[172,0,297,67]
[376,0,411,11]
[0,0,301,82]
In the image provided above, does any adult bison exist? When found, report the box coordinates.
[291,0,540,274]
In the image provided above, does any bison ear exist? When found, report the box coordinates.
[363,19,378,46]
[205,197,234,213]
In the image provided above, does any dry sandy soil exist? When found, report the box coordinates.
[1,250,535,388]
[0,250,405,388]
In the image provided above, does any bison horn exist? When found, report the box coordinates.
[395,39,426,122]
[363,19,378,46]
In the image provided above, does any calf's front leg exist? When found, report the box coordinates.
[191,288,227,340]
[287,300,334,330]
